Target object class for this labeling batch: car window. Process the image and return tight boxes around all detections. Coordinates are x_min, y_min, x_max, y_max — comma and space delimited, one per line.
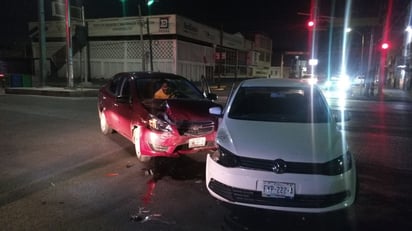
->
119, 78, 130, 97
108, 74, 127, 96
169, 78, 204, 99
134, 77, 204, 100
228, 86, 330, 123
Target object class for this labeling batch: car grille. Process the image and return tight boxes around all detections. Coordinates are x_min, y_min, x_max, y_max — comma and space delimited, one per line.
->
208, 179, 349, 208
177, 121, 215, 136
238, 156, 344, 176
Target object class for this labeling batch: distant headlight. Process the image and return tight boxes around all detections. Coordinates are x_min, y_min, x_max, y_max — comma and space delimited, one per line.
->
324, 81, 332, 88
340, 79, 351, 90
211, 145, 240, 167
324, 151, 353, 175
147, 115, 172, 132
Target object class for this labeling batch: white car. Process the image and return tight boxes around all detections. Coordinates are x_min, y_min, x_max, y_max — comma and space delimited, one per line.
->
207, 78, 357, 213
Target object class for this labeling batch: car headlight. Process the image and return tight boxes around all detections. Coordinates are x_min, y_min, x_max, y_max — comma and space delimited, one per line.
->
211, 145, 240, 167
324, 151, 353, 175
147, 115, 172, 132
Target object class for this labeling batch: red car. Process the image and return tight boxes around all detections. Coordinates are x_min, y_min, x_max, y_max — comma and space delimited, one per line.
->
97, 72, 221, 162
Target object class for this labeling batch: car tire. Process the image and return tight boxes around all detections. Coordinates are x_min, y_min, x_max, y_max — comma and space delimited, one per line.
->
133, 127, 151, 162
99, 110, 113, 135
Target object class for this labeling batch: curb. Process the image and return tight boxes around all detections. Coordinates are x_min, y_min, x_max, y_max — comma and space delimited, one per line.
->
4, 87, 98, 97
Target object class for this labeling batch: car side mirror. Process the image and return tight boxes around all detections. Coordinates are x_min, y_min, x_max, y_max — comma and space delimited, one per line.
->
209, 106, 223, 117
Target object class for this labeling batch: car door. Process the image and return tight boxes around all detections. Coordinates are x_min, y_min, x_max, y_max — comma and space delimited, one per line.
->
114, 76, 134, 140
102, 74, 124, 130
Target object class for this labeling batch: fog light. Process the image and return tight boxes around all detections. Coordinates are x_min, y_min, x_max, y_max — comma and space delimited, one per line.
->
149, 143, 168, 152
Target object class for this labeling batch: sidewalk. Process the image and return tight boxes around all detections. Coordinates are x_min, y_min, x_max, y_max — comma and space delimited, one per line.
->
2, 81, 101, 97
2, 79, 412, 103
350, 86, 412, 102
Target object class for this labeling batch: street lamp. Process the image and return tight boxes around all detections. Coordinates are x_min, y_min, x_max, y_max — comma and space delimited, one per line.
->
346, 28, 365, 76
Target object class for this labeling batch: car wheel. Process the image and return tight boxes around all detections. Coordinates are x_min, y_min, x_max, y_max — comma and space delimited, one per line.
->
133, 127, 151, 162
99, 110, 113, 135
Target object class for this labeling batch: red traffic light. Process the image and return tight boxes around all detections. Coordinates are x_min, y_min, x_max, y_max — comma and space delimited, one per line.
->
307, 20, 315, 28
381, 42, 390, 50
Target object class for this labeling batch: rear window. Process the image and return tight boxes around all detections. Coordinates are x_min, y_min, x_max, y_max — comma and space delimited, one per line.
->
228, 86, 330, 123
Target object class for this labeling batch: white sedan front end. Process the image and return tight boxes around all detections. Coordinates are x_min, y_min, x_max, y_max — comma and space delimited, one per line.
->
206, 78, 357, 214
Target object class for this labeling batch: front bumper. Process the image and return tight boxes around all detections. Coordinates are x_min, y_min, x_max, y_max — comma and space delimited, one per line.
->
139, 127, 217, 157
205, 154, 357, 213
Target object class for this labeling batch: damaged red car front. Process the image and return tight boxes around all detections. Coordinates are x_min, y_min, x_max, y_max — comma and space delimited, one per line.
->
98, 72, 221, 162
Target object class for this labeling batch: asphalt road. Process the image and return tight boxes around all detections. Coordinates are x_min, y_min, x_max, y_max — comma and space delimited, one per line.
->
1, 93, 412, 231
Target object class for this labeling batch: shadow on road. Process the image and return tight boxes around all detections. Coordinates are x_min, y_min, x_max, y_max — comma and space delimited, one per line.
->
221, 204, 357, 231
149, 155, 206, 181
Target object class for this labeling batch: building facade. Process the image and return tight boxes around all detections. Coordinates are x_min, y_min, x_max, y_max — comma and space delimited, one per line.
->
29, 14, 272, 84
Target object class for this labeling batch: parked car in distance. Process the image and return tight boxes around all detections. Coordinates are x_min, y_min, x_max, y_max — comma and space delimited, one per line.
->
98, 72, 221, 162
206, 78, 357, 214
319, 76, 353, 99
300, 74, 318, 85
352, 75, 365, 86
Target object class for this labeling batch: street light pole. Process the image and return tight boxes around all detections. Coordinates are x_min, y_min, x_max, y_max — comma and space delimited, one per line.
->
147, 16, 153, 72
360, 33, 365, 75
347, 28, 365, 76
146, 3, 153, 71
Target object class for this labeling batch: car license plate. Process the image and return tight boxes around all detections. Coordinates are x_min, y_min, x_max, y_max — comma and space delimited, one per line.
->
188, 137, 206, 148
262, 181, 295, 198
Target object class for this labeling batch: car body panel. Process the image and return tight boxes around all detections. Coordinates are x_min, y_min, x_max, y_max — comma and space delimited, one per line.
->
217, 119, 342, 163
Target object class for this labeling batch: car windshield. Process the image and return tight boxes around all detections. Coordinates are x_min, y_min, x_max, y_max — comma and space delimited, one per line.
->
228, 86, 330, 123
134, 77, 205, 100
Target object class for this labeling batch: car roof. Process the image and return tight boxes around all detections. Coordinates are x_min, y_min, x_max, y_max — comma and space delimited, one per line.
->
239, 78, 315, 88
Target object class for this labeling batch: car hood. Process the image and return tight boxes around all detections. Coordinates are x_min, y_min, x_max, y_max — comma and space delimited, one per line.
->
217, 118, 346, 162
142, 99, 220, 122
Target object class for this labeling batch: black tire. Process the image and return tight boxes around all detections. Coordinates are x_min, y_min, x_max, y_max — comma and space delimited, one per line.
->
99, 110, 113, 135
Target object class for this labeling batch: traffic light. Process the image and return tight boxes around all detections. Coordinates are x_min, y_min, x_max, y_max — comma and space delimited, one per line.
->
381, 42, 390, 50
307, 20, 315, 28
147, 0, 154, 6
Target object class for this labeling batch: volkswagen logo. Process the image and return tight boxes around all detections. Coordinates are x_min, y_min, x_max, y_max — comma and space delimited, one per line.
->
272, 159, 287, 174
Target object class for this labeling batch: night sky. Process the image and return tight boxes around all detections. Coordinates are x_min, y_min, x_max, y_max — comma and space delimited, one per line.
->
0, 0, 407, 53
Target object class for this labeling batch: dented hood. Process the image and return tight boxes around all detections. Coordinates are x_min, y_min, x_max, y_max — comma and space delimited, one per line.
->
142, 99, 220, 121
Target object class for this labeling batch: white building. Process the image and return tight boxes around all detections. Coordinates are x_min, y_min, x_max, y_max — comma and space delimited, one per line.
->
29, 14, 272, 83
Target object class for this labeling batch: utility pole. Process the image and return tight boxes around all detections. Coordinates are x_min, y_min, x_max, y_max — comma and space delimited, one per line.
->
38, 0, 47, 87
146, 2, 153, 71
138, 4, 145, 71
65, 0, 74, 88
